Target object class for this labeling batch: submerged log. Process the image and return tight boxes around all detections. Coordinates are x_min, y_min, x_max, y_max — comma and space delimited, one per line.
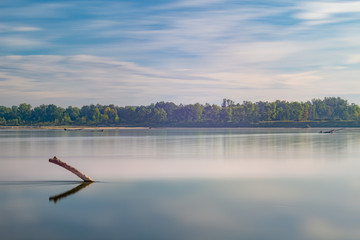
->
49, 156, 94, 182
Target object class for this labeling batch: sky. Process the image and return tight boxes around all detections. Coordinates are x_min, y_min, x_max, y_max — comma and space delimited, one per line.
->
1, 0, 360, 107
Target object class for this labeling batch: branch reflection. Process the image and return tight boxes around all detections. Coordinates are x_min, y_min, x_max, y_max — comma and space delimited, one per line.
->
49, 182, 93, 203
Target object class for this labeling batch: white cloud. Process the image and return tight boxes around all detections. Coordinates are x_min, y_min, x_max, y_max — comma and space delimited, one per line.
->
0, 37, 45, 48
12, 26, 42, 32
347, 54, 360, 64
295, 1, 360, 21
208, 41, 303, 69
275, 71, 322, 87
153, 0, 225, 10
0, 23, 42, 33
0, 55, 218, 106
2, 53, 360, 107
2, 1, 360, 106
0, 2, 71, 18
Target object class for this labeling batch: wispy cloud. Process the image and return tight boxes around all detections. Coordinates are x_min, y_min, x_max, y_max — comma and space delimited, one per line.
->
154, 0, 226, 9
295, 1, 360, 24
12, 26, 42, 32
347, 54, 360, 64
0, 2, 71, 18
1, 1, 360, 105
0, 24, 42, 33
0, 55, 220, 106
2, 54, 360, 107
0, 37, 45, 49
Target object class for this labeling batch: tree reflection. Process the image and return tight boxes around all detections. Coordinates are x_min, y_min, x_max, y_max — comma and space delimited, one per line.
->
49, 182, 93, 203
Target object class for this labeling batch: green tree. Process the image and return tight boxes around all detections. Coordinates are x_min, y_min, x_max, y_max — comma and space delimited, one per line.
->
66, 106, 81, 123
275, 100, 290, 121
242, 101, 257, 122
220, 99, 233, 122
32, 105, 47, 122
155, 102, 178, 122
202, 104, 220, 123
9, 105, 19, 121
18, 103, 32, 124
104, 106, 119, 123
0, 106, 11, 121
0, 96, 359, 126
289, 102, 304, 121
117, 106, 136, 123
0, 117, 6, 125
350, 104, 360, 120
136, 106, 152, 123
312, 98, 329, 120
45, 104, 64, 123
151, 108, 167, 122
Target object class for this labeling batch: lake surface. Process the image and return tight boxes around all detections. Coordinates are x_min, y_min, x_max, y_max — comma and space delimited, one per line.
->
1, 128, 360, 239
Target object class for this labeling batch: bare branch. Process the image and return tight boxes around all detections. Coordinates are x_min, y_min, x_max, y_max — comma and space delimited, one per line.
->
49, 156, 94, 182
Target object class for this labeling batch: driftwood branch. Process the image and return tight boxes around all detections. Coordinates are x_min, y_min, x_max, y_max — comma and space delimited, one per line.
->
49, 156, 94, 182
319, 128, 344, 134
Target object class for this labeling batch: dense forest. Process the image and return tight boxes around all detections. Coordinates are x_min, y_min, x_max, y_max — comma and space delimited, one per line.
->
1, 97, 360, 127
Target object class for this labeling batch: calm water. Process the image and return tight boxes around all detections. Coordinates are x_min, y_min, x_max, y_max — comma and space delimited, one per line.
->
1, 128, 360, 239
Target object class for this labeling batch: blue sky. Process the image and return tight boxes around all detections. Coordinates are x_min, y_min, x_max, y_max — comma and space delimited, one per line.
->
1, 0, 360, 107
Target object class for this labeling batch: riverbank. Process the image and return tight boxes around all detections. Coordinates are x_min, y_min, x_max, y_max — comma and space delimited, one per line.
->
0, 126, 150, 130
1, 120, 360, 129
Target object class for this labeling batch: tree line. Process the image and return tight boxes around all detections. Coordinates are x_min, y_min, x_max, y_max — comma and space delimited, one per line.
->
1, 97, 360, 127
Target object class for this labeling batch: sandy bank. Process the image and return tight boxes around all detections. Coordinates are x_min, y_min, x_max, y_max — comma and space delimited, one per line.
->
0, 126, 150, 130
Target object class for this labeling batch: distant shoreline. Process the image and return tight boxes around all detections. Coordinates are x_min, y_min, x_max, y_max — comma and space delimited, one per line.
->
1, 123, 360, 129
0, 126, 150, 130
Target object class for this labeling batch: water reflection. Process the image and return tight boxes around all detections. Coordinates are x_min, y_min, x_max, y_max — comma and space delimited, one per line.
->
49, 182, 93, 203
2, 178, 360, 239
2, 128, 360, 181
2, 129, 360, 239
